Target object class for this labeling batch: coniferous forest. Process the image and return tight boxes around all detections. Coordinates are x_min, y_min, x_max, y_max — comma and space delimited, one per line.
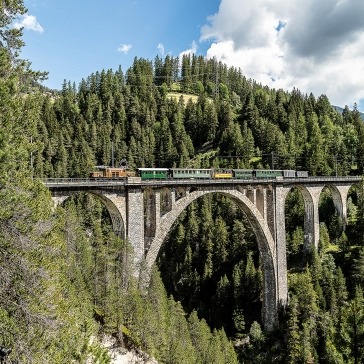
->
2, 1, 364, 363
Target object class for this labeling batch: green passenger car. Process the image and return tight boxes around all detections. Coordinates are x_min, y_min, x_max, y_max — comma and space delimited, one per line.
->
170, 168, 211, 179
232, 169, 254, 179
137, 168, 169, 180
254, 169, 283, 179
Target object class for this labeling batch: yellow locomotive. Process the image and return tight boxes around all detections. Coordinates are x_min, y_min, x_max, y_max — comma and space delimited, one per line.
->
211, 169, 234, 179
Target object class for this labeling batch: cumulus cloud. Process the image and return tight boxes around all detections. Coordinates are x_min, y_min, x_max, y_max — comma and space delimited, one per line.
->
200, 0, 364, 109
179, 40, 198, 58
14, 14, 43, 33
117, 44, 132, 54
157, 43, 165, 56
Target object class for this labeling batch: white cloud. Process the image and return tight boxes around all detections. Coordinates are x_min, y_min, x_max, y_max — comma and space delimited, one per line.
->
157, 43, 165, 56
117, 44, 132, 54
14, 14, 43, 33
200, 0, 364, 109
179, 40, 198, 58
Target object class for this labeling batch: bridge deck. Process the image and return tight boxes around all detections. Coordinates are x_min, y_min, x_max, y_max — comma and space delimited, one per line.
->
43, 176, 362, 189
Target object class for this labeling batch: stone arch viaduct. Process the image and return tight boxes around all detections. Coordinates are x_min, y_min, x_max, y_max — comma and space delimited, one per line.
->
45, 176, 362, 331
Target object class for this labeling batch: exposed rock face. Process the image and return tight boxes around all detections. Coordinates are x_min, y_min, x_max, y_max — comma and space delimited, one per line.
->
102, 335, 158, 364
107, 349, 156, 364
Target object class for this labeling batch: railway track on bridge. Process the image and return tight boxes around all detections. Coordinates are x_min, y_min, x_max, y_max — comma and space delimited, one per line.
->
43, 176, 362, 189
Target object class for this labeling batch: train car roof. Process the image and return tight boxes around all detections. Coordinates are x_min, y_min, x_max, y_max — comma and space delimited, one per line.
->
137, 168, 169, 171
170, 168, 211, 171
94, 165, 128, 169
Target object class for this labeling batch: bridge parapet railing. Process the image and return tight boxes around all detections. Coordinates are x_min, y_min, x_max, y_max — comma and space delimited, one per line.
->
43, 176, 363, 188
43, 178, 128, 187
281, 176, 362, 184
141, 176, 363, 186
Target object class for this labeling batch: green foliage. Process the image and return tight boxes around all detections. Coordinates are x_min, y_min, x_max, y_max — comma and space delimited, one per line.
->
119, 268, 239, 363
1, 2, 96, 361
286, 296, 301, 364
22, 46, 363, 177
87, 344, 111, 364
4, 2, 364, 361
159, 194, 262, 337
351, 247, 364, 288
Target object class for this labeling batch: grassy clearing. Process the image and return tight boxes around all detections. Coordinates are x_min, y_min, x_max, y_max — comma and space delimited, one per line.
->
167, 92, 200, 103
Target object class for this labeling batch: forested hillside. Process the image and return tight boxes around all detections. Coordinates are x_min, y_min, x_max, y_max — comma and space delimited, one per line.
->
33, 56, 364, 178
2, 1, 364, 363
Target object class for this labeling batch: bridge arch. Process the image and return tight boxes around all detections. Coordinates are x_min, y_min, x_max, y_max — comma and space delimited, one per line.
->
144, 188, 278, 331
92, 192, 126, 238
52, 191, 126, 238
320, 184, 351, 228
46, 177, 362, 331
282, 185, 322, 250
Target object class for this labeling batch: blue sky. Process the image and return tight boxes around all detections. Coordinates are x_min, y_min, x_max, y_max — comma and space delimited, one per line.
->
21, 0, 220, 89
18, 0, 364, 111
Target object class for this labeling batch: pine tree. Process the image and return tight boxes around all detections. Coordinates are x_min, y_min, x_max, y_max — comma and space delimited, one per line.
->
351, 248, 364, 292
340, 287, 364, 364
156, 117, 177, 166
319, 312, 345, 363
164, 298, 197, 364
145, 267, 170, 358
213, 274, 231, 328
187, 311, 211, 364
286, 296, 302, 364
305, 112, 326, 175
355, 178, 364, 242
212, 216, 229, 269
217, 329, 239, 364
205, 329, 225, 364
